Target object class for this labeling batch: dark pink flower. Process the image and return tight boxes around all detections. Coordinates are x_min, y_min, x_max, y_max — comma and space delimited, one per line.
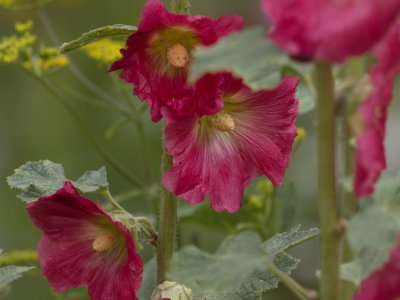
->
354, 20, 400, 197
163, 73, 299, 213
26, 182, 143, 300
353, 243, 400, 300
110, 0, 243, 122
262, 0, 400, 62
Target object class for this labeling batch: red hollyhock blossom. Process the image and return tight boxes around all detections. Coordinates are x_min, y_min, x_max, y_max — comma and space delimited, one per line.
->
354, 20, 400, 197
353, 242, 400, 300
261, 0, 400, 62
26, 182, 143, 300
110, 0, 243, 122
163, 73, 299, 213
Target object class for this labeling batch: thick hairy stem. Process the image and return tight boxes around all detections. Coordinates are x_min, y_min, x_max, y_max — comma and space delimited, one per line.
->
156, 143, 178, 284
314, 61, 340, 300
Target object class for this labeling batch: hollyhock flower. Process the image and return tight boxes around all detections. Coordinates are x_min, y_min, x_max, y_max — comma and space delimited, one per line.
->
353, 242, 400, 300
110, 0, 243, 122
163, 73, 299, 213
262, 0, 400, 62
26, 182, 143, 300
354, 20, 400, 197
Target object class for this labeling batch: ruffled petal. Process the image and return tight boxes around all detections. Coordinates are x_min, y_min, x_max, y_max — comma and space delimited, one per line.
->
262, 0, 400, 62
163, 74, 299, 212
26, 182, 143, 300
110, 0, 243, 121
353, 243, 400, 300
354, 21, 400, 197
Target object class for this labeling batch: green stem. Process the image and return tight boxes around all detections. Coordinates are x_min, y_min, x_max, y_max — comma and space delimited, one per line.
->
268, 264, 312, 300
156, 143, 178, 284
35, 75, 145, 189
314, 61, 340, 300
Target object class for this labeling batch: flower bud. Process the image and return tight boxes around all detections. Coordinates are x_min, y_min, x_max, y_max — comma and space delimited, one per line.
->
151, 281, 193, 300
257, 180, 274, 196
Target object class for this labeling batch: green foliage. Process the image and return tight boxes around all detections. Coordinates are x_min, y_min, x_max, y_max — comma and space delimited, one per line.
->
7, 160, 109, 202
342, 174, 400, 285
59, 25, 137, 54
189, 27, 288, 90
341, 248, 388, 286
261, 225, 319, 256
170, 228, 318, 299
0, 249, 34, 291
137, 259, 157, 300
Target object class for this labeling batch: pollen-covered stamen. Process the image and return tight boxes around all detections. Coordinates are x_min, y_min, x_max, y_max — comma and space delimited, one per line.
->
92, 232, 117, 252
167, 44, 189, 68
210, 111, 235, 132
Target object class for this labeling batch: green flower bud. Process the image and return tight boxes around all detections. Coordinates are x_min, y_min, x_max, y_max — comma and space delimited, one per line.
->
151, 281, 193, 300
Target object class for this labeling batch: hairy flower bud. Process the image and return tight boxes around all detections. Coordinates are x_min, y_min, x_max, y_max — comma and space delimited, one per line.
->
151, 281, 193, 300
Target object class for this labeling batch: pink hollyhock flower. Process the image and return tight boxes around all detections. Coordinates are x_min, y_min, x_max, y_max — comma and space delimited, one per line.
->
353, 243, 400, 300
26, 182, 143, 300
354, 20, 400, 197
163, 73, 299, 213
110, 0, 243, 122
262, 0, 400, 62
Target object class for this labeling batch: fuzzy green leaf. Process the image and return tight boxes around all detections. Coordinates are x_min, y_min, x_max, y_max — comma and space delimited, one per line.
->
7, 160, 66, 202
73, 167, 109, 193
171, 229, 314, 299
60, 24, 136, 53
190, 27, 289, 90
0, 265, 34, 289
261, 225, 320, 256
341, 248, 388, 286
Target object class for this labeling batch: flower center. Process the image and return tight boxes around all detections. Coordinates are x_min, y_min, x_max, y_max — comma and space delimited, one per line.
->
210, 111, 235, 132
167, 44, 189, 68
92, 232, 117, 252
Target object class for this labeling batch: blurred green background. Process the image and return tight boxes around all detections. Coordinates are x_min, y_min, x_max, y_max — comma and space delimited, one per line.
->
1, 0, 399, 299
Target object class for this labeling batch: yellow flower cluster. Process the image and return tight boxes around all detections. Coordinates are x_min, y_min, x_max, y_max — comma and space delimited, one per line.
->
294, 127, 306, 143
0, 29, 36, 64
0, 20, 69, 74
81, 39, 124, 64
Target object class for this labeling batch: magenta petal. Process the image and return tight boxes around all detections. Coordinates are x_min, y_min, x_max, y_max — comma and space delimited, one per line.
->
354, 21, 400, 197
353, 244, 400, 300
26, 182, 143, 300
262, 0, 400, 62
163, 73, 299, 212
110, 0, 243, 122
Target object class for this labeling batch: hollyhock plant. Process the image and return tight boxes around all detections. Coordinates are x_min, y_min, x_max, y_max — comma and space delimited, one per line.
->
163, 73, 299, 213
353, 242, 400, 300
354, 20, 400, 197
261, 0, 400, 62
110, 0, 243, 122
26, 181, 143, 300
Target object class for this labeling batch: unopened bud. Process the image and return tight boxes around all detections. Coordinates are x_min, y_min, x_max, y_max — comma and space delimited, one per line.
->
151, 281, 193, 300
257, 180, 274, 196
249, 195, 263, 210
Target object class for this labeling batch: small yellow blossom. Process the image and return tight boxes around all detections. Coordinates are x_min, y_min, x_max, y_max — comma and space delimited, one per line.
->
15, 20, 33, 33
0, 0, 14, 8
0, 28, 36, 64
249, 195, 263, 210
294, 127, 306, 143
38, 54, 69, 72
81, 39, 124, 64
257, 179, 274, 196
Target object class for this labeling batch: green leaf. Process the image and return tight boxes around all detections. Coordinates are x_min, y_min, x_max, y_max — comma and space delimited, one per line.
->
261, 225, 320, 256
137, 259, 157, 300
60, 25, 137, 54
347, 204, 400, 252
0, 265, 34, 289
7, 160, 110, 202
341, 248, 388, 286
170, 229, 315, 299
189, 27, 289, 90
7, 160, 66, 202
73, 167, 109, 193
